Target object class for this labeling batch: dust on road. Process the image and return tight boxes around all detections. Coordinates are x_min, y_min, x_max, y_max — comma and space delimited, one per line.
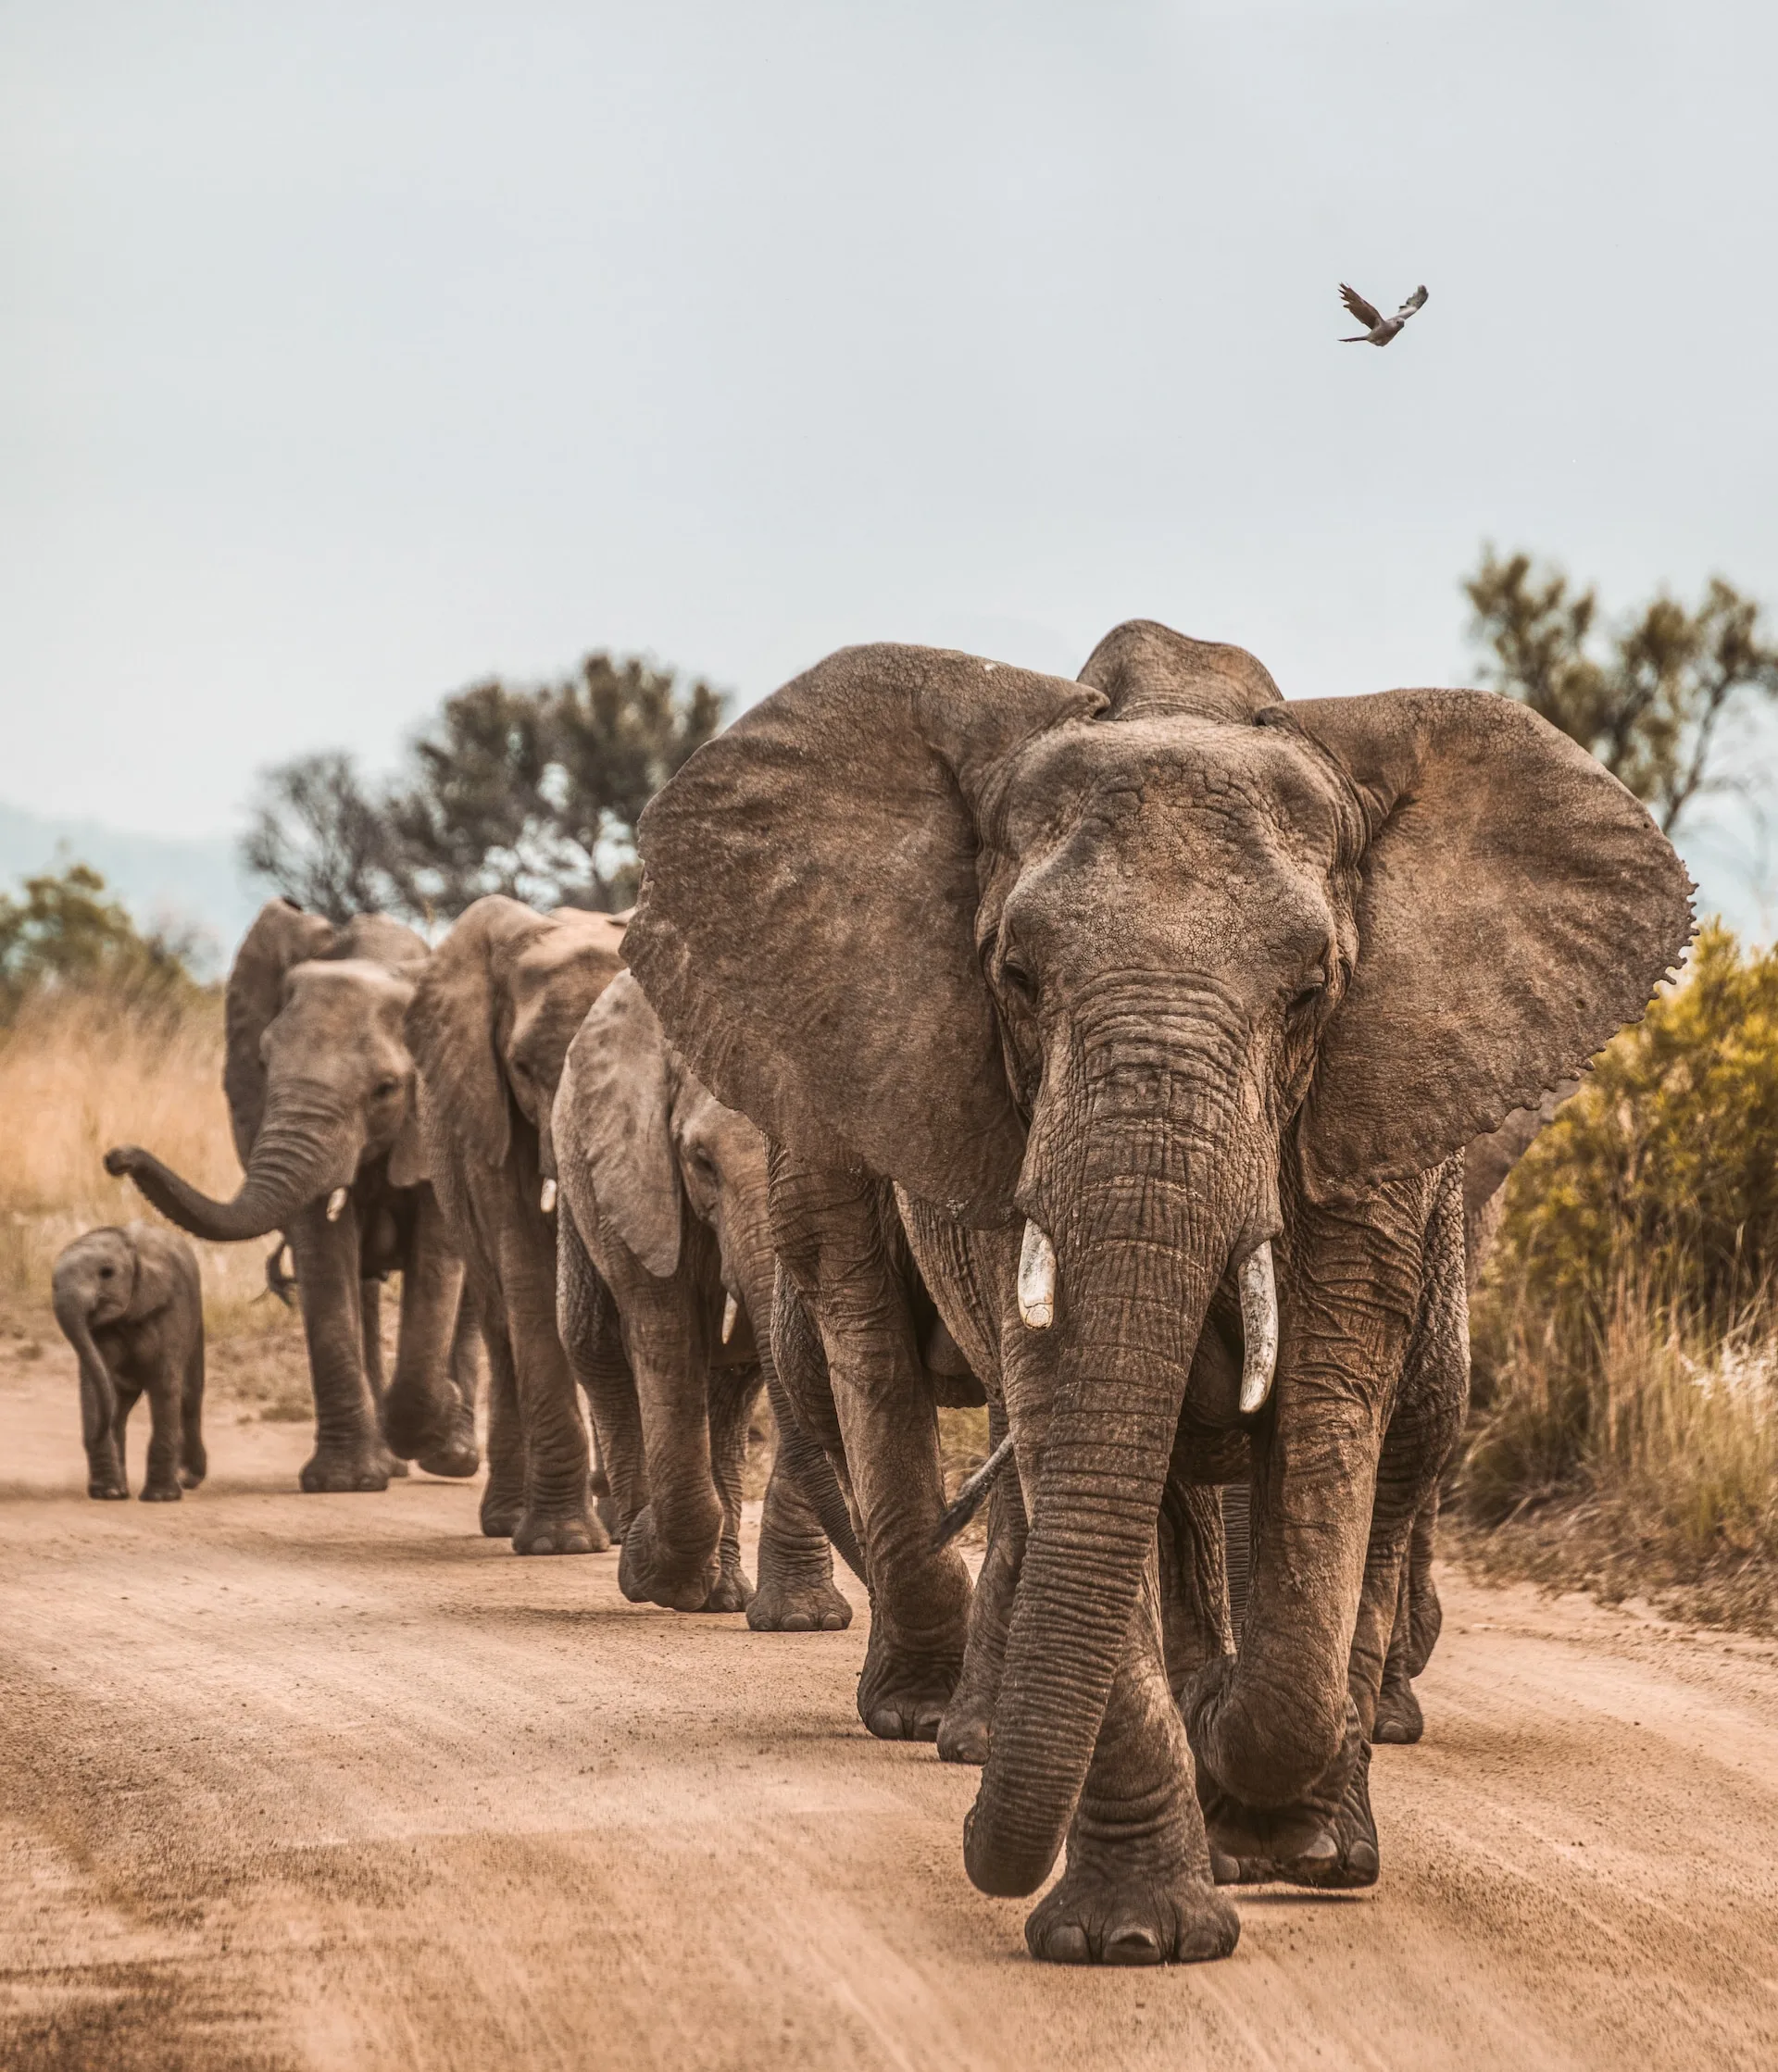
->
4, 1340, 1777, 2072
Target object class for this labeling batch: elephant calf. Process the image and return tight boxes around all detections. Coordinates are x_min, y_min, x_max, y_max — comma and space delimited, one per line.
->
52, 1223, 206, 1501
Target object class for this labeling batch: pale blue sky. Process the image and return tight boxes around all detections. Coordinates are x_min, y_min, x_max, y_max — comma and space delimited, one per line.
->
4, 3, 1775, 930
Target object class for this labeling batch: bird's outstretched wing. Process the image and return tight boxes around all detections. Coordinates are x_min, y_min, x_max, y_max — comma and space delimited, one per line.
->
1339, 283, 1383, 330
1397, 284, 1429, 317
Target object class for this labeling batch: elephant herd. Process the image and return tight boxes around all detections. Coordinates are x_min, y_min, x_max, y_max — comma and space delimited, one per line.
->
91, 620, 1691, 1969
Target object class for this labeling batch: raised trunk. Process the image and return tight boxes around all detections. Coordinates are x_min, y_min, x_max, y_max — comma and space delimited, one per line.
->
111, 1081, 362, 1243
965, 1054, 1240, 1899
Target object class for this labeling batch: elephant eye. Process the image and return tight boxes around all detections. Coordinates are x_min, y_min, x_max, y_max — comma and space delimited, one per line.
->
1288, 973, 1327, 1017
98, 1266, 114, 1279
374, 1078, 399, 1098
1000, 956, 1038, 1006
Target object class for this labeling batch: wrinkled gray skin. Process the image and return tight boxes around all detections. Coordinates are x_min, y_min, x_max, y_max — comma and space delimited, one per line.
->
553, 970, 861, 1624
407, 895, 627, 1554
106, 901, 476, 1493
626, 622, 1692, 1966
52, 1222, 206, 1502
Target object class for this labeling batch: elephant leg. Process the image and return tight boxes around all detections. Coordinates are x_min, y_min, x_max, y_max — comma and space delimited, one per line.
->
108, 1382, 141, 1496
938, 1400, 1022, 1762
613, 1285, 724, 1608
770, 1155, 970, 1742
750, 1426, 852, 1633
386, 1194, 478, 1479
359, 1279, 407, 1478
1406, 1484, 1444, 1676
139, 1349, 184, 1502
1373, 1562, 1422, 1746
702, 1363, 760, 1614
479, 1309, 526, 1538
499, 1232, 605, 1556
1024, 1541, 1239, 1966
558, 1204, 645, 1539
179, 1335, 207, 1491
287, 1201, 388, 1492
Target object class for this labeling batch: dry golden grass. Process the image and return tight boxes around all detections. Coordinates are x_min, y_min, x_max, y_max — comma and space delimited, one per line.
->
1460, 1272, 1778, 1629
0, 988, 289, 1339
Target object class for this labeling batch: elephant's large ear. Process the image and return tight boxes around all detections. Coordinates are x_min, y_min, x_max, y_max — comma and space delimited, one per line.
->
625, 643, 1104, 1220
559, 972, 681, 1277
1288, 690, 1695, 1202
223, 900, 335, 1164
407, 897, 549, 1170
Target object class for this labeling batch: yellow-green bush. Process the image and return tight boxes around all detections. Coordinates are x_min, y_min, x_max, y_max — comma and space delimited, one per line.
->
1463, 926, 1778, 1611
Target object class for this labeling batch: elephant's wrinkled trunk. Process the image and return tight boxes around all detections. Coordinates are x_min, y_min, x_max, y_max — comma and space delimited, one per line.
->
54, 1292, 118, 1459
965, 1051, 1248, 1899
108, 1081, 363, 1243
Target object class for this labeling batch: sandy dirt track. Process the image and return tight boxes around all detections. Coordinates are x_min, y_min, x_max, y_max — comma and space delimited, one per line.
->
5, 1352, 1778, 2072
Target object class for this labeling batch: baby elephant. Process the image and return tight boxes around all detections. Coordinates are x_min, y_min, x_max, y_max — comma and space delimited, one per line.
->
52, 1223, 207, 1501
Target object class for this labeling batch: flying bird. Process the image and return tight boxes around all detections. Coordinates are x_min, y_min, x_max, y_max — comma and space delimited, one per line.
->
1339, 282, 1429, 346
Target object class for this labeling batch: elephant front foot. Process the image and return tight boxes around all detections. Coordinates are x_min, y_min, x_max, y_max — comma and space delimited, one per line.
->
935, 1690, 993, 1765
86, 1460, 128, 1501
1371, 1673, 1425, 1745
414, 1417, 481, 1480
747, 1573, 850, 1632
1204, 1741, 1379, 1891
703, 1563, 756, 1616
384, 1453, 411, 1479
480, 1470, 525, 1539
512, 1504, 609, 1556
616, 1506, 720, 1609
299, 1442, 391, 1493
178, 1455, 206, 1490
139, 1479, 183, 1503
1025, 1825, 1239, 1967
748, 1539, 851, 1632
857, 1618, 962, 1741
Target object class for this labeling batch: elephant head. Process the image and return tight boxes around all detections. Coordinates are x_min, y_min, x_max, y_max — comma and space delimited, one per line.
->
107, 902, 431, 1242
404, 895, 629, 1201
623, 624, 1692, 1899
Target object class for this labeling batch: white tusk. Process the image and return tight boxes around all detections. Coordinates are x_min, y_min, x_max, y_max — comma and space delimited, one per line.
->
326, 1187, 349, 1222
1237, 1242, 1279, 1415
721, 1292, 739, 1344
1018, 1220, 1057, 1330
539, 1177, 557, 1214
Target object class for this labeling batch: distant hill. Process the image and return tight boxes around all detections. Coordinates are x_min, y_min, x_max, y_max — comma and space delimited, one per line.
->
0, 801, 262, 978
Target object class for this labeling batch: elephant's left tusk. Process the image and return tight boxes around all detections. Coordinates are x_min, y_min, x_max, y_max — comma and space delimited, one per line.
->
1237, 1241, 1278, 1415
1018, 1220, 1057, 1330
539, 1178, 557, 1214
720, 1292, 738, 1344
326, 1187, 349, 1222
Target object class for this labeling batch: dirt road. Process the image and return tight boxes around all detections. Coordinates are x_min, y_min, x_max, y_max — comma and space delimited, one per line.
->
5, 1343, 1778, 2072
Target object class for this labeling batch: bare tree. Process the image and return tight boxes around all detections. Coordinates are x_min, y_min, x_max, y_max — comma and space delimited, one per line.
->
241, 752, 399, 923
1466, 551, 1778, 837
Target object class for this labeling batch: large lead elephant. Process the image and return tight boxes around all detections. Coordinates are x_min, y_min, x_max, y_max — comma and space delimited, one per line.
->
623, 623, 1691, 1964
406, 894, 627, 1553
106, 900, 476, 1492
552, 969, 860, 1624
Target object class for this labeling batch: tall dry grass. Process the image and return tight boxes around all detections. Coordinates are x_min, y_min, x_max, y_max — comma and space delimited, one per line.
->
0, 988, 285, 1332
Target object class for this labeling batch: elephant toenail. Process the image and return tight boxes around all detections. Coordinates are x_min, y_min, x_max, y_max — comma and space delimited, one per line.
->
820, 1612, 846, 1630
782, 1612, 814, 1631
1043, 1925, 1091, 1965
1209, 1847, 1240, 1885
1347, 1840, 1380, 1882
867, 1709, 906, 1740
1105, 1927, 1164, 1966
1299, 1829, 1339, 1866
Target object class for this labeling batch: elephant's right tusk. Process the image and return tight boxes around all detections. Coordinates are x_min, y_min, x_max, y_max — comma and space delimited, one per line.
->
1237, 1241, 1279, 1415
1018, 1220, 1057, 1330
539, 1178, 557, 1215
721, 1292, 738, 1344
326, 1187, 349, 1222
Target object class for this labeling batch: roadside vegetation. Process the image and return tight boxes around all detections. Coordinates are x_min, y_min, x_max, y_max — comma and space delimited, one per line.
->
0, 866, 294, 1360
1460, 924, 1778, 1629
